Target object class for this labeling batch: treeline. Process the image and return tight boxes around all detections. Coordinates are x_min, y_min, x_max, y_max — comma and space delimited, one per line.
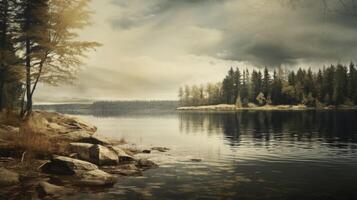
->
179, 63, 357, 107
91, 101, 178, 111
0, 0, 98, 117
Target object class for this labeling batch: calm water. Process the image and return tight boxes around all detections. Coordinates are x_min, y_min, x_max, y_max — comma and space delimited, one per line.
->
63, 110, 357, 200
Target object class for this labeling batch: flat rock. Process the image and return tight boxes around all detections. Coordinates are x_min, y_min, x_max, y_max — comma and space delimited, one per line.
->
0, 167, 20, 186
77, 135, 111, 145
40, 156, 98, 175
56, 130, 94, 141
25, 111, 97, 141
77, 169, 117, 186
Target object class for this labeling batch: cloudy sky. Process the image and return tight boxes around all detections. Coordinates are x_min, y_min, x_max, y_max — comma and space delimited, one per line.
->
36, 0, 357, 102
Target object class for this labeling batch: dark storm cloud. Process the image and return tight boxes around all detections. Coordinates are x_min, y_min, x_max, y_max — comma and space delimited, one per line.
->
109, 0, 357, 67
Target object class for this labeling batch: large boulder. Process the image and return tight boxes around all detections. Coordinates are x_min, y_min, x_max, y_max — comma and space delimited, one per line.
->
77, 169, 117, 186
90, 145, 119, 166
40, 156, 98, 175
0, 168, 20, 186
70, 143, 119, 166
40, 156, 116, 186
69, 143, 93, 161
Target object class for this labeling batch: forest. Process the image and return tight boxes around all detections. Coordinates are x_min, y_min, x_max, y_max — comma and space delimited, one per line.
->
178, 64, 357, 107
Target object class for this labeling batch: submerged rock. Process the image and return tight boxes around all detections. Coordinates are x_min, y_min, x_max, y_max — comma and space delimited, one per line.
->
40, 156, 98, 175
38, 181, 72, 197
142, 150, 151, 154
102, 164, 142, 176
136, 159, 158, 170
190, 158, 202, 162
0, 168, 20, 186
151, 147, 170, 152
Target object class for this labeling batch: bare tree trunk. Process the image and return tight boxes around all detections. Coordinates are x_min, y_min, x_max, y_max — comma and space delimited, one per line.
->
0, 81, 4, 112
20, 85, 26, 117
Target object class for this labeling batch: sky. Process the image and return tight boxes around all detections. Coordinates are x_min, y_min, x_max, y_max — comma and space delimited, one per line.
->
35, 0, 357, 103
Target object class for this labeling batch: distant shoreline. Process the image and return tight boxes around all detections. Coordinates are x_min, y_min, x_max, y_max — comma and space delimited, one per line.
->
176, 104, 357, 111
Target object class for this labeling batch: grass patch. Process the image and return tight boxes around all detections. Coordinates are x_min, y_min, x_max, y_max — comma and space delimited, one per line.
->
3, 123, 70, 160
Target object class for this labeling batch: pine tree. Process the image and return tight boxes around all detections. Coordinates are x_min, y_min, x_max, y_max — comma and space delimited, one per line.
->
348, 62, 357, 104
233, 67, 241, 103
316, 69, 324, 102
251, 70, 262, 104
178, 86, 184, 106
262, 67, 270, 98
222, 67, 235, 104
0, 0, 22, 111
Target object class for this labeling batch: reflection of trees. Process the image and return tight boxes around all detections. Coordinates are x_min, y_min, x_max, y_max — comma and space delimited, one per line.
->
178, 111, 357, 147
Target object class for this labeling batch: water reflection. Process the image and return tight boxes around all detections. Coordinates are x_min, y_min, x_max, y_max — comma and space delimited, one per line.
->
179, 111, 357, 147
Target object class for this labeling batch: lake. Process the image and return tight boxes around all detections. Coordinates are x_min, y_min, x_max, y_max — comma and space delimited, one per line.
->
60, 110, 357, 200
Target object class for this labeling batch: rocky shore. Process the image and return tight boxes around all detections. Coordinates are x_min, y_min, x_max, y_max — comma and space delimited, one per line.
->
0, 111, 164, 199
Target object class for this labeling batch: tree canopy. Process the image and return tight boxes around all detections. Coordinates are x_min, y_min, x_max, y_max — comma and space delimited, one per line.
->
0, 0, 99, 117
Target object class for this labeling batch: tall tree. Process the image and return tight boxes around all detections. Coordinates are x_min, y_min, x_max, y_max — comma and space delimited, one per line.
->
178, 86, 184, 106
315, 69, 324, 102
17, 0, 100, 117
270, 69, 283, 105
322, 65, 335, 105
240, 70, 249, 105
333, 64, 348, 105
